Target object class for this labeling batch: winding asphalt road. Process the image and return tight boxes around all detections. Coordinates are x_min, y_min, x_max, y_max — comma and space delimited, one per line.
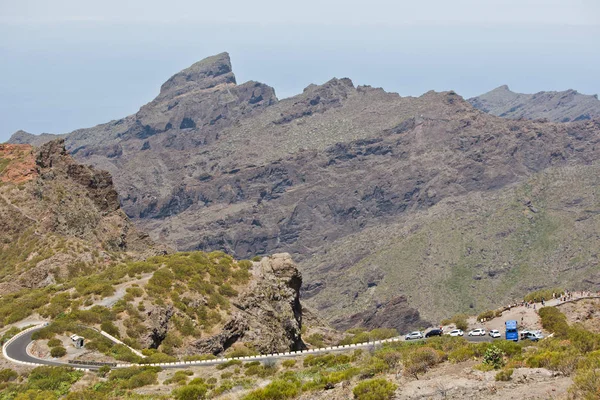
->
3, 325, 494, 371
4, 327, 86, 368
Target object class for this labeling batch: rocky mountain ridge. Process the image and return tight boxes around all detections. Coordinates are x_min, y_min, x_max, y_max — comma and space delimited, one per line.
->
468, 85, 600, 122
7, 53, 600, 332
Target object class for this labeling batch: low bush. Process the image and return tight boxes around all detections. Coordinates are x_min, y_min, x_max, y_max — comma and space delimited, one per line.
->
448, 346, 475, 363
352, 378, 397, 400
242, 378, 301, 400
173, 384, 209, 400
305, 333, 325, 347
100, 321, 120, 338
495, 368, 514, 381
164, 370, 193, 385
403, 347, 443, 379
524, 288, 563, 303
1, 327, 22, 345
47, 338, 62, 347
27, 366, 83, 395
31, 328, 54, 340
216, 359, 243, 370
483, 346, 504, 369
539, 307, 569, 337
50, 346, 67, 357
570, 368, 600, 399
0, 368, 18, 382
109, 366, 160, 389
304, 353, 351, 368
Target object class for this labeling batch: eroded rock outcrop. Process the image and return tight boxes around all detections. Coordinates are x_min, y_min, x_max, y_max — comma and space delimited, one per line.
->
192, 253, 305, 355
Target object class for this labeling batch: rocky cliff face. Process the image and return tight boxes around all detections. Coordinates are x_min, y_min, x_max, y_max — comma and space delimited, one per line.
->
192, 253, 305, 355
469, 85, 600, 122
8, 53, 600, 330
0, 140, 162, 294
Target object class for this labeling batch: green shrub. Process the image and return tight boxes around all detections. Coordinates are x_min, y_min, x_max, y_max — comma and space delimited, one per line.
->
47, 338, 62, 347
282, 359, 296, 368
353, 378, 397, 400
219, 283, 238, 297
477, 310, 496, 321
27, 366, 83, 394
139, 351, 176, 364
571, 368, 600, 399
126, 287, 144, 297
225, 344, 258, 358
50, 346, 67, 357
100, 321, 120, 338
304, 354, 351, 368
216, 359, 243, 370
305, 333, 325, 347
0, 326, 22, 344
524, 288, 563, 303
369, 328, 398, 340
403, 347, 442, 379
109, 366, 160, 389
31, 328, 54, 340
539, 307, 569, 337
242, 378, 301, 400
483, 346, 505, 369
97, 365, 111, 378
173, 384, 209, 400
448, 346, 475, 362
0, 368, 18, 382
495, 368, 514, 381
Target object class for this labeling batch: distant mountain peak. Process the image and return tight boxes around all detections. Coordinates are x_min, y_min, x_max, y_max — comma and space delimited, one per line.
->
158, 52, 236, 98
469, 86, 600, 122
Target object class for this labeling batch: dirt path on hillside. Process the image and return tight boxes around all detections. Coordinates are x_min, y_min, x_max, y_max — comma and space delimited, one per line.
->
467, 293, 600, 334
83, 273, 153, 309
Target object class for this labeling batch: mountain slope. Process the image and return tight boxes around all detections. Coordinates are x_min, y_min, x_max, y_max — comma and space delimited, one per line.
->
7, 53, 600, 331
469, 85, 600, 122
0, 140, 161, 294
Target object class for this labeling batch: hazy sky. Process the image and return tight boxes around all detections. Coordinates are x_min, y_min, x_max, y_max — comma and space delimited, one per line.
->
1, 0, 599, 142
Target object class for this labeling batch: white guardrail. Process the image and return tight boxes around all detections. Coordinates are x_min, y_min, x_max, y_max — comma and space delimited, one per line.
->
3, 323, 401, 370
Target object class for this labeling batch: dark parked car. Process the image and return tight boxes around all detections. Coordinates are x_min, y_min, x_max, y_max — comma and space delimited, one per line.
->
425, 329, 443, 338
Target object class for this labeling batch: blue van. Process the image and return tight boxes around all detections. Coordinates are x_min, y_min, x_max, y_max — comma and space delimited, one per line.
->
505, 320, 518, 341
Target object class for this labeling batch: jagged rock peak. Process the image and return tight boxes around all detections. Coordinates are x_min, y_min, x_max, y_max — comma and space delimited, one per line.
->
158, 52, 236, 98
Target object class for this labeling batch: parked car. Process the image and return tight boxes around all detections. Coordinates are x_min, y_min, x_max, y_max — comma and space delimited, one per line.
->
405, 331, 424, 340
468, 328, 486, 336
425, 329, 443, 338
489, 329, 501, 338
520, 331, 544, 341
448, 329, 464, 337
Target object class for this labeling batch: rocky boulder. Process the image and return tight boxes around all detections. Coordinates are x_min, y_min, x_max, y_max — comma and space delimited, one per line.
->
192, 253, 306, 355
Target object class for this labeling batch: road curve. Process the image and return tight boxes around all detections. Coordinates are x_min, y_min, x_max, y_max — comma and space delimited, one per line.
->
3, 325, 497, 371
3, 326, 104, 370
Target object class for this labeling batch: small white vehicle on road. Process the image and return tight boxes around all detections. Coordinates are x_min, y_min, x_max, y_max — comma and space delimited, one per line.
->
489, 329, 501, 338
405, 331, 424, 340
520, 330, 544, 341
468, 328, 486, 336
448, 329, 464, 337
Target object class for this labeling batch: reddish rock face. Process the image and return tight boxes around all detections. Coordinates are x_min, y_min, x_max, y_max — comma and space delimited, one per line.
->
0, 144, 37, 184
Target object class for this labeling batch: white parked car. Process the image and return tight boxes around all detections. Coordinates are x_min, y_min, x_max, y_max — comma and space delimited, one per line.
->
405, 331, 424, 340
489, 329, 501, 338
448, 329, 464, 337
520, 330, 544, 341
468, 328, 486, 336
